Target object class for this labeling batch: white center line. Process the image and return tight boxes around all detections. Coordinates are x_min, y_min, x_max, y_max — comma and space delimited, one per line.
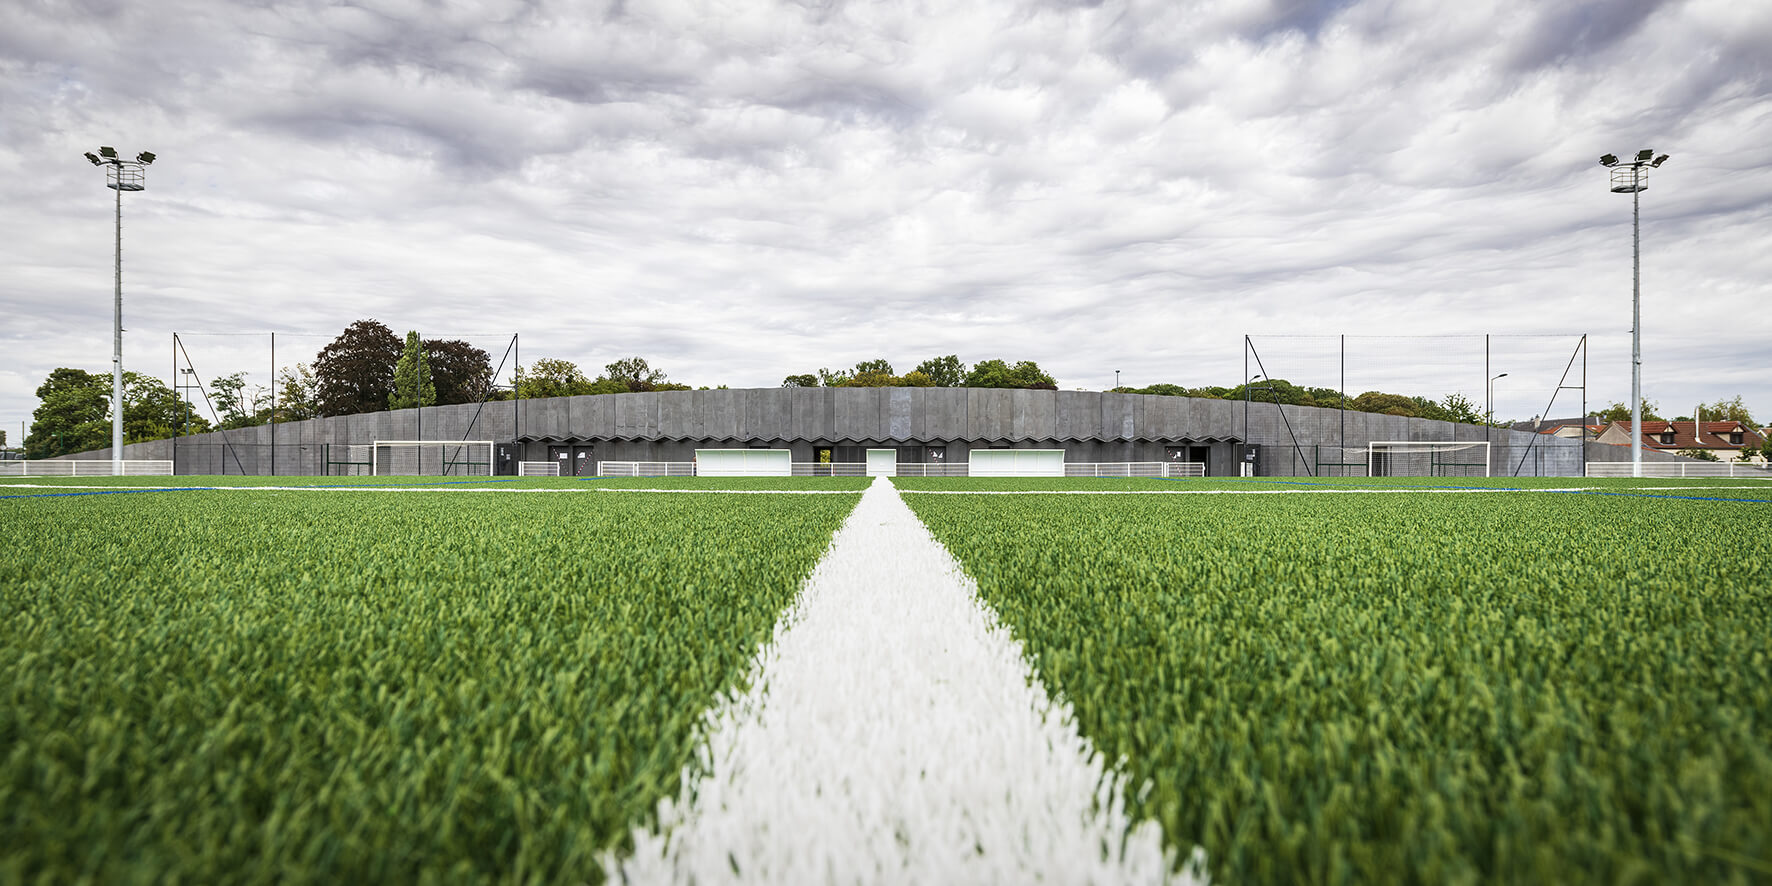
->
608, 477, 1203, 885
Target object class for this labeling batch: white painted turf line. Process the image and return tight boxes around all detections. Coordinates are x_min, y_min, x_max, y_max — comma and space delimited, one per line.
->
606, 477, 1206, 885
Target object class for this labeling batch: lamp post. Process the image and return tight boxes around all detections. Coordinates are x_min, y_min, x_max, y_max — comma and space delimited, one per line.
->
84, 146, 155, 475
1600, 149, 1668, 478
1487, 372, 1508, 428
1114, 369, 1120, 391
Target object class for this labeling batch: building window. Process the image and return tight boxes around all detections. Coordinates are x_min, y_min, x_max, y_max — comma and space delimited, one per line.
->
1731, 432, 1744, 445
1660, 431, 1675, 445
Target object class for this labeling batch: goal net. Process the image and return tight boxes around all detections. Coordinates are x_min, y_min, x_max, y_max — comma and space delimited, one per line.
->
517, 461, 559, 477
1365, 441, 1491, 477
372, 441, 494, 476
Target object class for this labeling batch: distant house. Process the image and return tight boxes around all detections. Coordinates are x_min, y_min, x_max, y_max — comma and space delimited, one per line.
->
1594, 420, 1767, 462
1537, 422, 1605, 440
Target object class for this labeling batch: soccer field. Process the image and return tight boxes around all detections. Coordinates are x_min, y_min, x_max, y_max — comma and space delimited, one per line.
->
2, 475, 1768, 883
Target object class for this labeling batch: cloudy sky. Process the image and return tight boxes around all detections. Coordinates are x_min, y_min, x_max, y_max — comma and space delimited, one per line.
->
4, 0, 1770, 443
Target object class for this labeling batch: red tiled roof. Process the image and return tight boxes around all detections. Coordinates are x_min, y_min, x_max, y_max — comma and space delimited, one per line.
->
1601, 420, 1764, 450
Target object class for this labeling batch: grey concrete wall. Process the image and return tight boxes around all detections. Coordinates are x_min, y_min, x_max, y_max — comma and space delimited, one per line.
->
70, 387, 1709, 477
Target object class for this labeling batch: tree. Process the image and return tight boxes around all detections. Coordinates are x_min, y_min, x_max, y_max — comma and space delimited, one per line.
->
1596, 399, 1663, 424
25, 368, 204, 457
817, 367, 852, 387
25, 368, 109, 457
964, 359, 1056, 389
314, 320, 402, 417
515, 359, 593, 399
276, 363, 319, 422
389, 330, 437, 410
210, 372, 270, 429
853, 358, 893, 377
1675, 447, 1721, 462
782, 374, 818, 387
914, 356, 966, 387
899, 370, 936, 387
425, 339, 493, 405
604, 357, 668, 392
1695, 395, 1757, 427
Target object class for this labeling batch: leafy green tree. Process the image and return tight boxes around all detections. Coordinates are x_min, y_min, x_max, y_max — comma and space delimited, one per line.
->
515, 359, 594, 399
1688, 395, 1756, 427
425, 339, 493, 405
781, 374, 818, 388
965, 359, 1056, 389
913, 356, 965, 387
209, 372, 271, 428
603, 357, 668, 391
899, 370, 936, 387
389, 331, 436, 410
853, 358, 893, 377
314, 319, 401, 417
276, 364, 319, 422
25, 368, 204, 457
1675, 447, 1721, 462
817, 367, 852, 387
26, 368, 110, 457
1596, 399, 1663, 424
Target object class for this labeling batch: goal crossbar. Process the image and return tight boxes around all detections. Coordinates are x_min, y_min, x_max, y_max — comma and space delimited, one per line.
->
1363, 441, 1491, 478
372, 440, 494, 476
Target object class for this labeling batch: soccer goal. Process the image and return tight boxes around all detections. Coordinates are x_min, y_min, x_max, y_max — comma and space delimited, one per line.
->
1365, 441, 1491, 478
516, 460, 559, 477
372, 441, 494, 476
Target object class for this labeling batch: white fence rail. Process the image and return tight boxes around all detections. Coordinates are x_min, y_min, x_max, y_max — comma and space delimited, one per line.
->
791, 462, 870, 477
1061, 461, 1206, 478
1586, 461, 1772, 478
0, 460, 173, 477
516, 461, 560, 477
597, 461, 697, 477
890, 463, 972, 477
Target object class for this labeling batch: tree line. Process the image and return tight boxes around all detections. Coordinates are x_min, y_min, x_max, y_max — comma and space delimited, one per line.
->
19, 329, 1766, 458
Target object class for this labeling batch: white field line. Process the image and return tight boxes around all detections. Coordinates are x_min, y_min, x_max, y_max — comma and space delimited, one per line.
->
0, 484, 860, 494
607, 477, 1205, 886
895, 486, 1772, 495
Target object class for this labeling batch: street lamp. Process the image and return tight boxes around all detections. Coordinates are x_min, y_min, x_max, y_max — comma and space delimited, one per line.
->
85, 146, 155, 475
1487, 372, 1508, 427
1600, 148, 1669, 477
1114, 370, 1120, 391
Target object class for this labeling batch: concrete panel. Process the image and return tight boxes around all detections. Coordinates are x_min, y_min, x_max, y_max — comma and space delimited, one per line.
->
834, 388, 881, 441
658, 391, 694, 439
1101, 393, 1137, 441
1054, 391, 1096, 440
697, 389, 738, 440
1141, 395, 1184, 441
1010, 390, 1056, 440
968, 388, 1013, 441
615, 392, 658, 438
886, 388, 917, 441
924, 389, 968, 440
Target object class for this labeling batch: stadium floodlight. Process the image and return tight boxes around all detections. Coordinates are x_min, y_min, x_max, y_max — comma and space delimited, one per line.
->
1599, 154, 1619, 167
86, 145, 154, 475
1601, 148, 1670, 477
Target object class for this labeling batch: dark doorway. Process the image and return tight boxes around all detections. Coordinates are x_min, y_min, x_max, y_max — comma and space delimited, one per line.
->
1189, 446, 1211, 475
573, 446, 594, 476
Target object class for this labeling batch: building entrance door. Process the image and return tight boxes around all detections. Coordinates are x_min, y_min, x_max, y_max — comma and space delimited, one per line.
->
573, 446, 594, 476
549, 446, 572, 475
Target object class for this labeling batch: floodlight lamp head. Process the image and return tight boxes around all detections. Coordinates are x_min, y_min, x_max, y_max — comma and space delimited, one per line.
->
1652, 154, 1669, 167
1600, 154, 1619, 167
137, 151, 156, 164
1636, 148, 1654, 162
99, 146, 117, 159
84, 151, 101, 165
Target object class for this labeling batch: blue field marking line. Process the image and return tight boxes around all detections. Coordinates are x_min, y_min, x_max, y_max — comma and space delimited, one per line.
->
0, 487, 217, 500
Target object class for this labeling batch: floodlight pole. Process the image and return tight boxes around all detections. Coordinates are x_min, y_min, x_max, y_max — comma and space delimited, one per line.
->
86, 147, 153, 475
1601, 149, 1668, 478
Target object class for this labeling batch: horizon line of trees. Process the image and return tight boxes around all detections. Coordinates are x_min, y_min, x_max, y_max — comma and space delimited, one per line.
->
20, 329, 1766, 459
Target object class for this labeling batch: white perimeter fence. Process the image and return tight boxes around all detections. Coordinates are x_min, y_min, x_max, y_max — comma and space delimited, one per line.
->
593, 460, 1205, 478
516, 461, 560, 477
1586, 461, 1772, 478
0, 460, 173, 477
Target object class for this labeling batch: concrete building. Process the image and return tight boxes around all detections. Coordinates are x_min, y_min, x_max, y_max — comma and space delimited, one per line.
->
58, 386, 1701, 478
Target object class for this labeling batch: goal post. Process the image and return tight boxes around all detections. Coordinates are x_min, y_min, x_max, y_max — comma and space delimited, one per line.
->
372, 441, 494, 476
516, 460, 559, 477
1365, 441, 1491, 478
